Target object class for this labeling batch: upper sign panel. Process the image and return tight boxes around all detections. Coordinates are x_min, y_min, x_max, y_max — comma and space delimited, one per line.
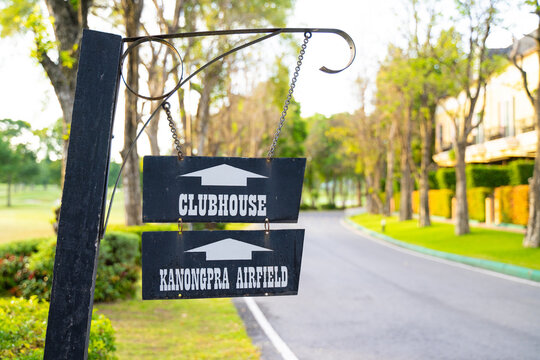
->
142, 156, 306, 223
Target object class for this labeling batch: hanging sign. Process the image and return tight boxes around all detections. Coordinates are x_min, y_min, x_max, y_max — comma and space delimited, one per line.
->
141, 229, 304, 299
142, 156, 306, 223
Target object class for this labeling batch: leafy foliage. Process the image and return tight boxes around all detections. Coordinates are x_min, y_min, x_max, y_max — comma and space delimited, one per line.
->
508, 160, 534, 185
0, 296, 117, 359
3, 232, 140, 302
412, 189, 454, 218
495, 185, 530, 225
430, 189, 454, 219
466, 164, 509, 188
436, 167, 456, 190
467, 187, 492, 222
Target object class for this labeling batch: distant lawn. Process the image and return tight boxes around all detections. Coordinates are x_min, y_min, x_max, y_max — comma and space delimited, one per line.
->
350, 214, 540, 270
0, 184, 125, 243
96, 295, 259, 360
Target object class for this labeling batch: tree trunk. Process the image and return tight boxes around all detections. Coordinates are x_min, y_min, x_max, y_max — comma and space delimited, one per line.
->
195, 67, 221, 155
41, 0, 92, 187
399, 106, 413, 220
6, 177, 11, 207
383, 122, 397, 216
523, 124, 540, 247
121, 0, 143, 226
146, 116, 161, 156
399, 150, 413, 221
454, 140, 470, 235
419, 107, 434, 227
356, 178, 363, 207
365, 175, 374, 213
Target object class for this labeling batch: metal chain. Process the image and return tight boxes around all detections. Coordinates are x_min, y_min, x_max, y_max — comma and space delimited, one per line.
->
267, 31, 312, 159
162, 101, 184, 160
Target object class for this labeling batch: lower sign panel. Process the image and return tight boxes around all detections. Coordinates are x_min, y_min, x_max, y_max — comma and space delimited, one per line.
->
142, 230, 305, 300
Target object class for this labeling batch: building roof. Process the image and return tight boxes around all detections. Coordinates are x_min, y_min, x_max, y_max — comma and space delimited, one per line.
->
509, 30, 537, 58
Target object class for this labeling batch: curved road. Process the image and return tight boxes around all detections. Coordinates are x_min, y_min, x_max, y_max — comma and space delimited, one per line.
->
240, 211, 540, 360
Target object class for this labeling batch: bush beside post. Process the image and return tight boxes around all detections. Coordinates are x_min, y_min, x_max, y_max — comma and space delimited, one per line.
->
0, 297, 116, 359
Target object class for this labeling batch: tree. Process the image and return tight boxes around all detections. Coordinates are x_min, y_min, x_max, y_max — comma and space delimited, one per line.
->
377, 45, 416, 220
338, 77, 385, 213
376, 50, 405, 217
182, 0, 294, 156
0, 119, 39, 206
0, 0, 93, 185
511, 0, 540, 247
119, 0, 144, 226
441, 0, 502, 235
408, 1, 462, 227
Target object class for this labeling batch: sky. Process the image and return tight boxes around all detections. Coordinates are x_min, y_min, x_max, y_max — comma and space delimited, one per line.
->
0, 0, 538, 160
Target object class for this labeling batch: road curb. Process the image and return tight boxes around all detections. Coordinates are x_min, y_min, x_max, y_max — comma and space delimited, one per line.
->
345, 217, 540, 283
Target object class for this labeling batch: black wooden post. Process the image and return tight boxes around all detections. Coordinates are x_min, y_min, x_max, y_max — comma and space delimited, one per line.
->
44, 29, 122, 360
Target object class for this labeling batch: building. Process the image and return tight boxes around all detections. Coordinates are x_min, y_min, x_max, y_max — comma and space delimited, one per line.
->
433, 34, 538, 166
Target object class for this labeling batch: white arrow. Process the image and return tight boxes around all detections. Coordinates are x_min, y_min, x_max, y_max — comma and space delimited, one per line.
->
185, 238, 273, 261
180, 164, 267, 186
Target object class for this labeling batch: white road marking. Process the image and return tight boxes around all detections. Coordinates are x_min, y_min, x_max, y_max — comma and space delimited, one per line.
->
244, 297, 299, 360
341, 219, 540, 288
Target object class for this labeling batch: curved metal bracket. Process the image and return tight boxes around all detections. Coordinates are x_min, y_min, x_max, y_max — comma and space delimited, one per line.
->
123, 27, 356, 75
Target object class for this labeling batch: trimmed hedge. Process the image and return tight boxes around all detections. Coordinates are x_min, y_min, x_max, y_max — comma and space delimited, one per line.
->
393, 192, 400, 212
437, 165, 511, 190
428, 171, 438, 189
494, 186, 514, 224
412, 191, 420, 214
467, 187, 492, 222
508, 160, 534, 185
1, 232, 139, 302
495, 185, 529, 225
412, 189, 454, 218
466, 165, 509, 188
436, 168, 456, 190
512, 185, 530, 225
0, 297, 116, 359
429, 189, 453, 218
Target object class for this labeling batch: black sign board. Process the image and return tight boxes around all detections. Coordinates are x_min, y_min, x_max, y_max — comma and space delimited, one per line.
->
142, 156, 306, 223
142, 229, 304, 299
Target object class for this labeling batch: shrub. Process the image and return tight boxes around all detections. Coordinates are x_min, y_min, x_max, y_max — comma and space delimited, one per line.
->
467, 187, 492, 222
412, 189, 453, 218
508, 160, 534, 185
0, 254, 31, 297
94, 232, 139, 302
494, 186, 514, 224
466, 164, 509, 188
511, 185, 529, 225
0, 297, 116, 359
320, 203, 339, 210
429, 189, 454, 218
436, 168, 456, 190
107, 223, 176, 238
0, 238, 47, 258
20, 232, 139, 302
428, 171, 438, 189
393, 192, 400, 212
412, 190, 420, 214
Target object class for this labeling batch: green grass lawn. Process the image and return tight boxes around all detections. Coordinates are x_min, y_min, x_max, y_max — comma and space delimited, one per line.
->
350, 213, 540, 270
0, 184, 125, 243
0, 185, 61, 243
96, 289, 259, 360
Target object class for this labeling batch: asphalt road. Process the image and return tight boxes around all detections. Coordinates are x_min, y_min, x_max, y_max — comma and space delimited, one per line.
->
243, 211, 540, 360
